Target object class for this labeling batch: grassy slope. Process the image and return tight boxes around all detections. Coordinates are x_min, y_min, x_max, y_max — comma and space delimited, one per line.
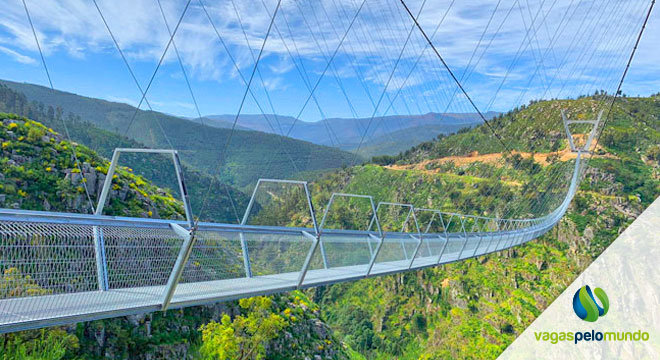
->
393, 98, 610, 163
353, 123, 479, 158
0, 113, 185, 218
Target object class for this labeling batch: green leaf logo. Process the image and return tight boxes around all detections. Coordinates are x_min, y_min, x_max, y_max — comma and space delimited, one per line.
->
572, 285, 609, 322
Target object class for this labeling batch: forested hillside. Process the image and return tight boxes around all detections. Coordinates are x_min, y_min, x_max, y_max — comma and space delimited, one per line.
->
314, 95, 659, 359
202, 112, 491, 157
0, 114, 350, 360
0, 84, 249, 222
0, 113, 186, 218
0, 80, 357, 187
233, 95, 660, 359
1, 94, 659, 359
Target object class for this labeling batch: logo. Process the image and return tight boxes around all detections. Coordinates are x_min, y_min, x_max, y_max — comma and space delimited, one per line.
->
572, 285, 609, 322
534, 285, 649, 344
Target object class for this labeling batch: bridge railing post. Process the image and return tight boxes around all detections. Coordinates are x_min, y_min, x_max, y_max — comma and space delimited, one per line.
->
502, 220, 513, 249
366, 204, 384, 276
491, 219, 506, 252
96, 149, 194, 225
162, 223, 195, 311
320, 193, 380, 272
418, 210, 435, 255
505, 220, 516, 249
297, 230, 320, 287
562, 109, 603, 153
471, 217, 486, 258
242, 179, 320, 279
436, 213, 452, 264
406, 208, 422, 269
239, 182, 260, 279
512, 221, 522, 247
366, 233, 384, 276
92, 226, 108, 291
372, 202, 417, 263
456, 215, 470, 260
238, 232, 252, 278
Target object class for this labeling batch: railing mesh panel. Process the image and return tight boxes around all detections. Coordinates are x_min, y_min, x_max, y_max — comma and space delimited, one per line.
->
0, 222, 97, 299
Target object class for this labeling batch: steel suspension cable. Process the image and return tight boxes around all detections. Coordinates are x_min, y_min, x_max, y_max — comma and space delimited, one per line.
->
316, 0, 413, 137
367, 0, 455, 132
508, 0, 587, 108
518, 0, 554, 91
155, 0, 241, 224
508, 0, 644, 221
92, 0, 192, 144
277, 0, 367, 139
497, 0, 620, 217
586, 0, 654, 176
484, 0, 557, 112
442, 0, 506, 113
398, 0, 512, 154
229, 0, 288, 138
330, 0, 426, 134
21, 0, 96, 214
254, 0, 354, 176
197, 0, 310, 183
195, 0, 282, 225
288, 0, 358, 145
227, 0, 307, 172
364, 0, 459, 126
350, 0, 429, 165
401, 0, 616, 220
521, 0, 645, 218
92, 0, 179, 153
386, 0, 532, 217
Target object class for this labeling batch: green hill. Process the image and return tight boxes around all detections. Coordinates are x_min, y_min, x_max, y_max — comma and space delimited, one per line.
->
203, 112, 491, 156
0, 80, 358, 187
349, 123, 479, 158
0, 113, 189, 218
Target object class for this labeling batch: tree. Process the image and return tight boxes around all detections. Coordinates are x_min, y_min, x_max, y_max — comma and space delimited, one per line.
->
199, 297, 286, 360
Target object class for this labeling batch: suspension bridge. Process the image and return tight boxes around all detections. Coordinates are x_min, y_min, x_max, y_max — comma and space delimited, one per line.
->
0, 0, 654, 334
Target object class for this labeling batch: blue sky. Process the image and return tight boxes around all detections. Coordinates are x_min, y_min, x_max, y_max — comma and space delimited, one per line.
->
0, 0, 657, 121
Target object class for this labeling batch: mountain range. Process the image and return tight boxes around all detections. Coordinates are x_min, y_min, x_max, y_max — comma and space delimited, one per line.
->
0, 79, 496, 173
201, 111, 496, 156
0, 79, 356, 187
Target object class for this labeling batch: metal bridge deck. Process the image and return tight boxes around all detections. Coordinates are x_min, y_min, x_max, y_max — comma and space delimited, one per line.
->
0, 230, 529, 334
0, 254, 459, 332
0, 152, 581, 334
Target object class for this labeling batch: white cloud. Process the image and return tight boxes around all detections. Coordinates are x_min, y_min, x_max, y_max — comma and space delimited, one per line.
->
0, 45, 35, 64
0, 0, 655, 114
